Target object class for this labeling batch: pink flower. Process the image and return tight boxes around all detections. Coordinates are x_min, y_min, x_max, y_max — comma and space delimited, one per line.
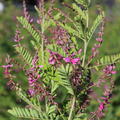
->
103, 65, 116, 75
111, 71, 116, 74
2, 64, 13, 68
1, 64, 13, 76
49, 57, 56, 65
63, 57, 71, 63
99, 103, 104, 111
48, 50, 63, 65
63, 57, 80, 64
96, 38, 103, 42
28, 89, 35, 96
14, 30, 24, 42
38, 65, 43, 68
98, 32, 103, 37
71, 58, 80, 64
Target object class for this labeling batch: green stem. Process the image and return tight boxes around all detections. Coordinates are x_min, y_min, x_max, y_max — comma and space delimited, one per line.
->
86, 9, 89, 28
82, 10, 89, 67
68, 96, 76, 120
82, 41, 87, 67
41, 17, 45, 64
57, 108, 66, 120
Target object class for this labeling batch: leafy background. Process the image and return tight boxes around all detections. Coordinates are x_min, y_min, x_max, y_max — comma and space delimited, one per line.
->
0, 0, 120, 120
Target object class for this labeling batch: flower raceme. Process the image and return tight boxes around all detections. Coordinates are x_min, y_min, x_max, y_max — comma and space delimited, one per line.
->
48, 49, 80, 65
1, 64, 13, 76
48, 50, 63, 65
103, 65, 116, 75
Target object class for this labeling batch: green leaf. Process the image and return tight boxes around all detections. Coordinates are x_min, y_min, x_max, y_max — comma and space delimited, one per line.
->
17, 16, 41, 43
57, 65, 74, 95
51, 79, 59, 93
98, 54, 120, 65
89, 53, 120, 69
87, 11, 104, 41
48, 105, 57, 115
74, 113, 87, 120
44, 13, 61, 30
59, 22, 82, 39
15, 45, 33, 67
72, 3, 86, 21
8, 107, 42, 119
75, 0, 88, 9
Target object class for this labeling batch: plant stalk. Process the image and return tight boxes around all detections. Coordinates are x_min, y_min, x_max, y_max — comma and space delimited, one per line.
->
82, 9, 89, 67
41, 17, 44, 64
68, 96, 76, 120
82, 41, 87, 67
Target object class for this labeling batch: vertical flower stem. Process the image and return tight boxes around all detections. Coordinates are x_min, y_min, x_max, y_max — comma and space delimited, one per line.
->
68, 96, 76, 120
82, 10, 89, 67
39, 0, 45, 64
41, 17, 45, 64
86, 9, 89, 28
82, 41, 87, 67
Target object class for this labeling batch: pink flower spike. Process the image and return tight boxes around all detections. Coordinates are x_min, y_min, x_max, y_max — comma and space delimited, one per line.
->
63, 57, 71, 63
71, 58, 80, 64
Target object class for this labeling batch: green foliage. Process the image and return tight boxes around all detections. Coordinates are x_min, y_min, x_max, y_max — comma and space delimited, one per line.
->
57, 65, 74, 95
1, 0, 120, 120
90, 53, 120, 69
74, 113, 87, 120
15, 45, 33, 67
0, 3, 22, 120
17, 16, 41, 43
98, 53, 120, 65
11, 88, 59, 120
4, 1, 106, 120
75, 0, 89, 9
87, 11, 104, 41
8, 107, 42, 119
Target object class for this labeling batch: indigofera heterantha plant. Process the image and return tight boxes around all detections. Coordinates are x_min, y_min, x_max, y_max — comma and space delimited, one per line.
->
1, 0, 120, 120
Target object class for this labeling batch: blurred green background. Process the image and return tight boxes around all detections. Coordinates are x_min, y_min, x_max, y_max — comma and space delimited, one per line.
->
0, 0, 120, 120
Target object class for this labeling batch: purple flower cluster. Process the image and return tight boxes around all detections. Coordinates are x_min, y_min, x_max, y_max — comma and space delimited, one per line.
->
1, 56, 17, 90
26, 54, 56, 104
14, 29, 24, 42
48, 49, 81, 66
90, 64, 116, 120
1, 56, 13, 77
90, 89, 112, 119
27, 72, 40, 96
48, 49, 63, 65
89, 21, 105, 62
63, 57, 80, 64
2, 64, 13, 77
23, 0, 33, 23
26, 53, 43, 96
51, 26, 69, 46
103, 65, 116, 75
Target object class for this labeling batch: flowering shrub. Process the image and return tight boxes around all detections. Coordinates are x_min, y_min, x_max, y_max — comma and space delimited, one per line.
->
1, 0, 120, 120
